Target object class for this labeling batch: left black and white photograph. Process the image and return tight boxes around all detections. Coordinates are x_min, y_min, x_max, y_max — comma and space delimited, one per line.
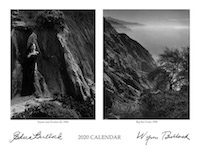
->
11, 10, 95, 119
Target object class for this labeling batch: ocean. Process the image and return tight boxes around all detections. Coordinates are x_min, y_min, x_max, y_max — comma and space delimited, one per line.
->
116, 26, 189, 60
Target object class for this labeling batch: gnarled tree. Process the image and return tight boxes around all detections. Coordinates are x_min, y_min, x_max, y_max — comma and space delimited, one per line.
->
148, 47, 189, 91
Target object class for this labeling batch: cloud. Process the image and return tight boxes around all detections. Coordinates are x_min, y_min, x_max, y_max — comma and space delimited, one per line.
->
169, 18, 189, 22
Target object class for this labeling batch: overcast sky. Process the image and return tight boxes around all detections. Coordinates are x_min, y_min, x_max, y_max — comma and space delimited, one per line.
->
104, 10, 189, 28
104, 10, 189, 60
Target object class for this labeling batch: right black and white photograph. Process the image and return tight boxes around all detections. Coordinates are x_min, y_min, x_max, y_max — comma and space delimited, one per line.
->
104, 10, 189, 119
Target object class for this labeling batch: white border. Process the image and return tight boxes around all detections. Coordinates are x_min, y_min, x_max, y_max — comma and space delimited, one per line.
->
1, 0, 200, 149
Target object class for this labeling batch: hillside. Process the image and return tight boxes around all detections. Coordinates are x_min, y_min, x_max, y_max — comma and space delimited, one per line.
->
104, 18, 189, 119
105, 17, 145, 33
104, 18, 156, 118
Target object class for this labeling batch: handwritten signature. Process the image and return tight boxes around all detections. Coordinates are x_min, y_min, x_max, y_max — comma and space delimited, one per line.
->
10, 131, 63, 143
137, 131, 190, 145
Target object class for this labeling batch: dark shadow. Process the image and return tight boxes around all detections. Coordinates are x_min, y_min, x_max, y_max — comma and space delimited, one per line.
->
21, 43, 39, 96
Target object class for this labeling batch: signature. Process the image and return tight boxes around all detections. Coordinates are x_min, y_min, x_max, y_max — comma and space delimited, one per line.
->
162, 131, 190, 140
10, 131, 62, 143
137, 131, 159, 145
137, 131, 190, 145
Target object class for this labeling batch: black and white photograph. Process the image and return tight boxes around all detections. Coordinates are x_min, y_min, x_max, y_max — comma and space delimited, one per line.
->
2, 0, 200, 149
11, 10, 95, 119
104, 10, 189, 119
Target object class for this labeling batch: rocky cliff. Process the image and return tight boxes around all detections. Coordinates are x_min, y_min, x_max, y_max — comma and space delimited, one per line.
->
11, 10, 95, 119
104, 18, 156, 118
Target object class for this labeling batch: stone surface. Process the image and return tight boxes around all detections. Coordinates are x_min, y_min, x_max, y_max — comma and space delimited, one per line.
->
11, 11, 95, 103
104, 19, 156, 118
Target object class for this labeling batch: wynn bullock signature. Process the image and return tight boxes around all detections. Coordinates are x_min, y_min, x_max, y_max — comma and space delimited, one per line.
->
9, 131, 62, 143
137, 131, 190, 145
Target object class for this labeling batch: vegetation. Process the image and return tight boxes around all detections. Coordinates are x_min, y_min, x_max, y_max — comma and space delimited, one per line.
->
148, 47, 189, 91
60, 95, 95, 119
34, 10, 66, 32
12, 95, 95, 119
140, 90, 189, 118
11, 10, 66, 32
106, 99, 142, 119
12, 101, 80, 119
140, 47, 189, 118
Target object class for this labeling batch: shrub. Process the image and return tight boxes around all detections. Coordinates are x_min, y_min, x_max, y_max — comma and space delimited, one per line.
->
12, 95, 95, 119
60, 96, 95, 119
12, 101, 80, 119
35, 10, 65, 32
110, 100, 142, 119
140, 90, 189, 118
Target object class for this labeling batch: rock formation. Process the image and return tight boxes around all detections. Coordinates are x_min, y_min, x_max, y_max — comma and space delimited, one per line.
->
11, 10, 95, 118
104, 18, 156, 118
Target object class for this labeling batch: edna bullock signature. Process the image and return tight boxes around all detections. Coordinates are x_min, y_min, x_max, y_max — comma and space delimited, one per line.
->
137, 131, 190, 145
10, 131, 62, 143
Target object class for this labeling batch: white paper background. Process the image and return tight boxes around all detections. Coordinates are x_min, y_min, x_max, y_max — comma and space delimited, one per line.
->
1, 0, 200, 149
